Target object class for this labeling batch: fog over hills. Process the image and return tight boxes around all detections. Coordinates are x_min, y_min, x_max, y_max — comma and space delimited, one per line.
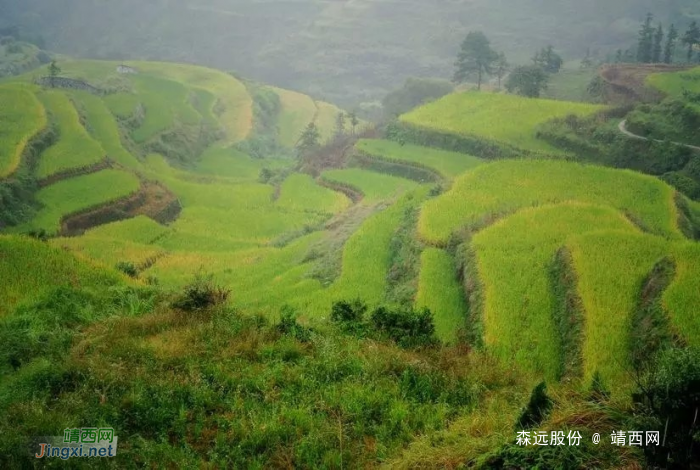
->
1, 0, 698, 105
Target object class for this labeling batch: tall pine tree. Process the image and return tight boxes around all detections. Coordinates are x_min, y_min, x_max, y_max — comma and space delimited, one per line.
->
637, 13, 654, 63
652, 23, 664, 63
664, 24, 678, 64
453, 31, 498, 90
683, 21, 700, 63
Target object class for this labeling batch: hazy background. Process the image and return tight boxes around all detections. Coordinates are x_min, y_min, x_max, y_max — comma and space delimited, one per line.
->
1, 0, 698, 105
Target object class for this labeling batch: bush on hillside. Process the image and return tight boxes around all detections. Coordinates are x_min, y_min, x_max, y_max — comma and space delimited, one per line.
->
330, 299, 367, 335
662, 171, 700, 200
277, 305, 311, 342
685, 155, 700, 181
370, 305, 437, 348
171, 273, 230, 312
330, 299, 367, 324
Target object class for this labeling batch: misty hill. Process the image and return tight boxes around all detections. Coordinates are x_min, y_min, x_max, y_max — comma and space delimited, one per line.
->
2, 0, 699, 105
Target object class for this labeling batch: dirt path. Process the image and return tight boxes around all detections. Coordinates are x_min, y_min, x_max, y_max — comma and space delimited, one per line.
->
618, 120, 700, 152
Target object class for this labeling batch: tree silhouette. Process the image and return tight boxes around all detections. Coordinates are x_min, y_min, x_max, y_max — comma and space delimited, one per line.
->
453, 31, 498, 90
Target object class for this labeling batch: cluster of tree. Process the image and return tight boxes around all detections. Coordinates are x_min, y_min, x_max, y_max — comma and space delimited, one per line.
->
295, 111, 359, 156
333, 111, 359, 138
453, 31, 564, 98
532, 45, 563, 73
626, 13, 700, 64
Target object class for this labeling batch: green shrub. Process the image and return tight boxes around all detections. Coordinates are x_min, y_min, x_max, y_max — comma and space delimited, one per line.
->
662, 171, 700, 200
370, 306, 437, 348
277, 305, 311, 342
515, 381, 553, 430
171, 273, 230, 312
330, 299, 367, 324
685, 155, 700, 180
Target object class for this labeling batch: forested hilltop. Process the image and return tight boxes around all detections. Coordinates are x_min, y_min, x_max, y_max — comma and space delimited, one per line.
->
1, 0, 699, 105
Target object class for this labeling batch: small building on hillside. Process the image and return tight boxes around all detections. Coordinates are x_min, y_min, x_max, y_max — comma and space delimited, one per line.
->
116, 64, 138, 74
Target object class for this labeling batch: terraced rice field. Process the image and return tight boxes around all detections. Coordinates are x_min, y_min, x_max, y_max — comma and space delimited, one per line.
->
270, 86, 318, 148
647, 66, 700, 104
127, 61, 253, 144
53, 237, 166, 270
568, 231, 670, 387
195, 146, 287, 181
168, 206, 327, 246
356, 139, 483, 179
36, 90, 104, 178
276, 173, 351, 214
321, 168, 421, 201
415, 248, 468, 343
69, 90, 141, 169
5, 58, 699, 405
472, 203, 638, 381
67, 216, 170, 245
0, 84, 46, 177
103, 93, 140, 119
302, 187, 430, 317
0, 235, 123, 316
130, 74, 201, 142
419, 159, 680, 245
664, 242, 700, 347
400, 91, 604, 154
18, 169, 140, 233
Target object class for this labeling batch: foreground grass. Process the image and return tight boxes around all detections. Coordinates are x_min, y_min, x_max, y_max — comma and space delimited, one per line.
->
356, 139, 483, 179
17, 169, 140, 234
400, 91, 604, 154
0, 285, 491, 468
36, 90, 104, 178
0, 84, 46, 177
419, 159, 681, 245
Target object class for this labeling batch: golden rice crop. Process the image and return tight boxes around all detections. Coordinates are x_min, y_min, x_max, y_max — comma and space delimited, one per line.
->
400, 91, 604, 154
419, 159, 681, 245
472, 203, 638, 381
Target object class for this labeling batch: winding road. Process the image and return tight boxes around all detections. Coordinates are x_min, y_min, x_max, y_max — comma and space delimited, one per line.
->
618, 119, 700, 152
